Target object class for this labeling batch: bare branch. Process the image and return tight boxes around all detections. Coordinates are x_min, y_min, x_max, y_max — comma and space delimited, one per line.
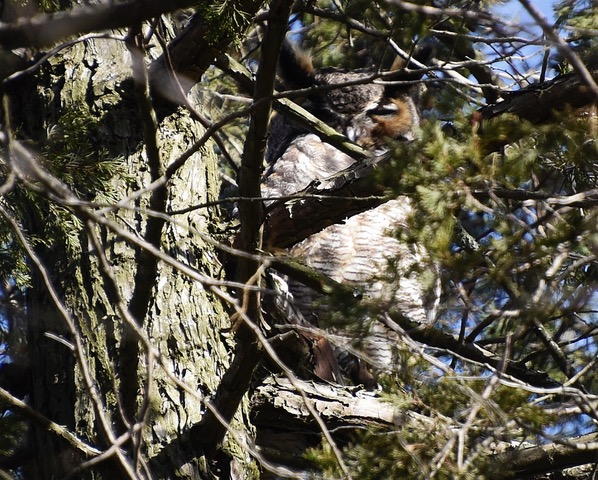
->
0, 386, 100, 458
387, 0, 497, 24
0, 0, 196, 49
518, 0, 598, 98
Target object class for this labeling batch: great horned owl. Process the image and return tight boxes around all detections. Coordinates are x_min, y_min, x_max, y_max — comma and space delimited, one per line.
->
263, 41, 432, 384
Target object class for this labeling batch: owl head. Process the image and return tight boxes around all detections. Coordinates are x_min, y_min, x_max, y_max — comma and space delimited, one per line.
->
270, 40, 428, 157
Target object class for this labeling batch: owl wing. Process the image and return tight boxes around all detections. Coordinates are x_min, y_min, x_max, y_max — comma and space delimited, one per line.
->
261, 133, 357, 199
263, 131, 431, 379
263, 131, 428, 322
288, 199, 428, 326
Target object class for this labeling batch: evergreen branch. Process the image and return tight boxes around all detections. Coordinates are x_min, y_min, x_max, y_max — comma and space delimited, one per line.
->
262, 70, 598, 248
267, 254, 562, 390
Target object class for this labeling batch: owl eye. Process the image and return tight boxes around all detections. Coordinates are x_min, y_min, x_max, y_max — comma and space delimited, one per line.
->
366, 105, 399, 116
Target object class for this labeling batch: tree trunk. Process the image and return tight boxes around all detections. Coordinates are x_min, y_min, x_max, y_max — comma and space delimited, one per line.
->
12, 20, 255, 480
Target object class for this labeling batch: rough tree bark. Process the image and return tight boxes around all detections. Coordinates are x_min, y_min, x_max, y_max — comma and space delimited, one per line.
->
9, 14, 255, 480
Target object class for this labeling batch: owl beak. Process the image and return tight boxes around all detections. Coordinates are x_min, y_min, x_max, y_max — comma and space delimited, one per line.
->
398, 131, 415, 142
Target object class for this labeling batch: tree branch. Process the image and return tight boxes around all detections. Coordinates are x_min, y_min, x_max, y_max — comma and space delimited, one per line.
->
518, 0, 598, 98
197, 0, 292, 458
0, 386, 100, 458
472, 187, 598, 209
264, 154, 390, 248
382, 312, 561, 389
148, 0, 265, 103
214, 53, 370, 161
0, 0, 196, 49
479, 70, 598, 123
488, 433, 598, 479
252, 376, 431, 471
120, 26, 165, 435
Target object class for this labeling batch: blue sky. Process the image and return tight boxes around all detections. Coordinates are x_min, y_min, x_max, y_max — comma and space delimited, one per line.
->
494, 0, 556, 22
486, 1, 561, 86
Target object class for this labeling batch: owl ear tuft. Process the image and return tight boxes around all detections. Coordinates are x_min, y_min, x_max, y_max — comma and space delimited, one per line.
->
279, 39, 315, 90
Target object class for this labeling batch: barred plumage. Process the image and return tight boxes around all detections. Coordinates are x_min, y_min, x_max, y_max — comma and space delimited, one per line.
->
263, 41, 433, 384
